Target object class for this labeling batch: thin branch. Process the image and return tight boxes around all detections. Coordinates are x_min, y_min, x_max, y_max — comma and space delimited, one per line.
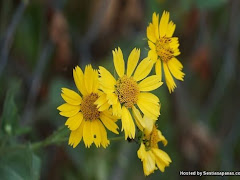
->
31, 134, 125, 151
0, 125, 67, 154
0, 0, 28, 77
31, 125, 68, 150
0, 124, 125, 153
109, 136, 125, 141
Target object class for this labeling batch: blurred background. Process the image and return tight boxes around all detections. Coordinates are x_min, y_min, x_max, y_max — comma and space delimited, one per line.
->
0, 0, 240, 179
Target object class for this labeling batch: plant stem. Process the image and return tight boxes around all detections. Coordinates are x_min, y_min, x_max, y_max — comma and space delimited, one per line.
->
109, 136, 125, 141
31, 126, 125, 150
0, 126, 126, 153
31, 125, 68, 150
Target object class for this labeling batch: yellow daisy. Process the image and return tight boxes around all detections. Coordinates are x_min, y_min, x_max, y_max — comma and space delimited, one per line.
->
96, 47, 162, 140
147, 11, 185, 93
57, 65, 119, 148
137, 123, 172, 176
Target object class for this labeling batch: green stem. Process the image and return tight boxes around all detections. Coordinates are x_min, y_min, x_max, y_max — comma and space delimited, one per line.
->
31, 126, 125, 150
0, 126, 125, 153
31, 125, 68, 150
109, 136, 125, 141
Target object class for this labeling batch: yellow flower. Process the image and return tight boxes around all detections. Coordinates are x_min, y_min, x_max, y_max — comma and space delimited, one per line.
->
137, 124, 171, 176
147, 11, 185, 93
96, 47, 162, 140
57, 65, 119, 148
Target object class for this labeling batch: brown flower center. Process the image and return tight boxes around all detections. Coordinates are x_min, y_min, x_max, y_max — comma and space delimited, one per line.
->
149, 126, 160, 148
115, 75, 139, 108
156, 36, 174, 62
144, 125, 160, 150
81, 93, 100, 121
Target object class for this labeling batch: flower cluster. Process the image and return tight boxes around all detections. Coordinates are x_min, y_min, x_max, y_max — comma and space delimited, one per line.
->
58, 11, 184, 176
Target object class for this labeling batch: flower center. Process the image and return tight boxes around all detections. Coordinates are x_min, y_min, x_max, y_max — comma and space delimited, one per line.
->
155, 36, 174, 62
115, 75, 140, 108
81, 93, 100, 121
144, 125, 160, 150
149, 126, 160, 148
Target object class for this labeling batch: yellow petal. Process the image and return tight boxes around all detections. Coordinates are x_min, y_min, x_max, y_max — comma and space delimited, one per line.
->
132, 106, 145, 131
163, 62, 176, 93
121, 106, 130, 136
57, 103, 80, 112
122, 106, 135, 139
137, 95, 160, 120
113, 47, 125, 77
174, 49, 181, 56
59, 109, 79, 117
129, 114, 136, 139
169, 38, 180, 56
138, 75, 163, 91
99, 84, 114, 94
148, 49, 158, 63
100, 111, 119, 134
95, 93, 111, 112
61, 88, 82, 105
147, 23, 157, 43
107, 93, 118, 105
170, 57, 183, 70
171, 44, 180, 53
112, 101, 122, 117
143, 116, 155, 136
133, 57, 153, 81
148, 41, 156, 51
98, 101, 110, 112
143, 150, 156, 176
167, 59, 185, 81
155, 59, 162, 81
137, 143, 146, 160
68, 120, 85, 148
159, 11, 170, 37
127, 48, 140, 77
84, 65, 98, 94
95, 93, 108, 108
155, 158, 166, 172
152, 148, 172, 164
170, 39, 180, 56
83, 120, 94, 148
97, 120, 110, 148
73, 66, 87, 95
157, 130, 168, 146
92, 69, 99, 93
138, 93, 160, 105
152, 12, 160, 39
107, 109, 119, 122
152, 148, 171, 172
98, 66, 116, 93
83, 65, 92, 94
166, 21, 176, 37
170, 39, 179, 47
65, 112, 83, 131
58, 104, 80, 117
91, 120, 102, 147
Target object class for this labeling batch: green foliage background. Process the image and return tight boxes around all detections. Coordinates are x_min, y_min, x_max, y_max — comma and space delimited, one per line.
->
0, 0, 239, 179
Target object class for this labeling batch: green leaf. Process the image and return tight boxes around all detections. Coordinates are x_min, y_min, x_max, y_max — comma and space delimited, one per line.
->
0, 147, 41, 180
